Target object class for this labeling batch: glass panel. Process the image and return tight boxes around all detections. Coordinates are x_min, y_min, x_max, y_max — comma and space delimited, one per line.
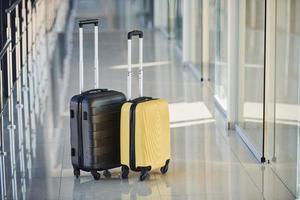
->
271, 0, 300, 196
155, 0, 182, 46
208, 0, 216, 90
238, 0, 265, 155
195, 1, 203, 72
214, 0, 228, 110
208, 0, 228, 110
159, 1, 169, 36
174, 0, 183, 49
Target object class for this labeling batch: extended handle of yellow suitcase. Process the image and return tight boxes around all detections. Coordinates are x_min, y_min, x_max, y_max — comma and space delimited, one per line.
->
78, 19, 99, 94
127, 30, 143, 100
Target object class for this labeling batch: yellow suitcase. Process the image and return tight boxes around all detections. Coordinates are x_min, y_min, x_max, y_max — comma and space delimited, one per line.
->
120, 31, 171, 181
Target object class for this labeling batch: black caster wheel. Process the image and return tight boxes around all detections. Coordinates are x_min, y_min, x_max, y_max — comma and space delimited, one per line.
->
73, 168, 80, 178
103, 170, 111, 178
160, 160, 170, 174
91, 170, 101, 180
121, 166, 129, 179
139, 169, 149, 181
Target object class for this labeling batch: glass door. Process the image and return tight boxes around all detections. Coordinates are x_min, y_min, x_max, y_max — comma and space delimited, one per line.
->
238, 0, 300, 196
207, 0, 228, 111
269, 0, 300, 197
214, 0, 228, 110
237, 0, 266, 160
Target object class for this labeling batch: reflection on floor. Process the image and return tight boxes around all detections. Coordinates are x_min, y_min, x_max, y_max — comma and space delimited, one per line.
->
110, 61, 171, 70
240, 100, 299, 195
169, 102, 215, 128
3, 1, 295, 199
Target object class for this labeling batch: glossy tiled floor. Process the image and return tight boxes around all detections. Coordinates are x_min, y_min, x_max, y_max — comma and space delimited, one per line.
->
3, 1, 295, 199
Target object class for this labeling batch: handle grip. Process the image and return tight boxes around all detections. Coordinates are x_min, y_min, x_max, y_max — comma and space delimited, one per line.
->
127, 30, 143, 39
79, 19, 98, 27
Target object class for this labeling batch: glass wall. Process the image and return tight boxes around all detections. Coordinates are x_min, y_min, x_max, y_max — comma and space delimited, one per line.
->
236, 0, 300, 197
194, 0, 203, 71
207, 0, 300, 197
237, 0, 265, 156
214, 0, 228, 110
181, 0, 202, 74
209, 0, 228, 111
269, 0, 300, 196
174, 0, 183, 50
208, 1, 216, 90
154, 0, 182, 48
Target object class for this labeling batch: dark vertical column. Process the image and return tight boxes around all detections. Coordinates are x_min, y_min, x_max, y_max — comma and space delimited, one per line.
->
0, 0, 10, 98
261, 0, 267, 163
11, 9, 17, 83
19, 0, 23, 71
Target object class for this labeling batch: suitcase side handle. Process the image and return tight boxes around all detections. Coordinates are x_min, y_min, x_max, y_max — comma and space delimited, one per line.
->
127, 30, 143, 100
78, 19, 99, 93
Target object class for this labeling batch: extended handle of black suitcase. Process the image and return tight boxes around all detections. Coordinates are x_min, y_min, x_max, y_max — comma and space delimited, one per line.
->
127, 30, 143, 100
78, 19, 99, 94
79, 19, 98, 27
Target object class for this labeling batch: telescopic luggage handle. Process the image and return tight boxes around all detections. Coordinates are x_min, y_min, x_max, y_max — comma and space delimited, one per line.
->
78, 19, 99, 94
127, 30, 143, 39
79, 19, 98, 27
127, 30, 143, 100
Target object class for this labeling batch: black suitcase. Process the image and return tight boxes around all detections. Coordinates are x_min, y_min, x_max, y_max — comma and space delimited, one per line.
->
70, 19, 126, 180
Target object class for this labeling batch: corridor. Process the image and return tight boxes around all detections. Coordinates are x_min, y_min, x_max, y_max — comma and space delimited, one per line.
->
26, 1, 294, 199
0, 0, 299, 199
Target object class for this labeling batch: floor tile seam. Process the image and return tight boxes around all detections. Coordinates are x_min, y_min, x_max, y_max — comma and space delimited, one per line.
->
57, 109, 68, 200
152, 174, 163, 200
218, 128, 271, 198
146, 31, 170, 200
267, 164, 297, 198
170, 158, 241, 165
57, 3, 79, 197
225, 129, 296, 198
55, 31, 76, 199
158, 189, 267, 197
199, 86, 265, 198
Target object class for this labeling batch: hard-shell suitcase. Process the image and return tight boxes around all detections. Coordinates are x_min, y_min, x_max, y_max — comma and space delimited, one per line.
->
70, 19, 126, 180
120, 30, 171, 181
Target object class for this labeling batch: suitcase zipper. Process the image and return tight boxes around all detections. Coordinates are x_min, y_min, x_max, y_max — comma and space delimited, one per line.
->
129, 103, 137, 170
77, 96, 84, 168
129, 98, 155, 171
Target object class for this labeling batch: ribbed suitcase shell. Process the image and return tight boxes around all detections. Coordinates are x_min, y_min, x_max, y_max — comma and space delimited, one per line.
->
70, 89, 126, 171
120, 98, 171, 171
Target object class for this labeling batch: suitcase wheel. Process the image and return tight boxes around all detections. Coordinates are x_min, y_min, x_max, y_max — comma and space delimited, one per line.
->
121, 166, 129, 179
91, 170, 101, 180
73, 168, 80, 178
139, 169, 149, 181
160, 160, 170, 174
103, 170, 111, 178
